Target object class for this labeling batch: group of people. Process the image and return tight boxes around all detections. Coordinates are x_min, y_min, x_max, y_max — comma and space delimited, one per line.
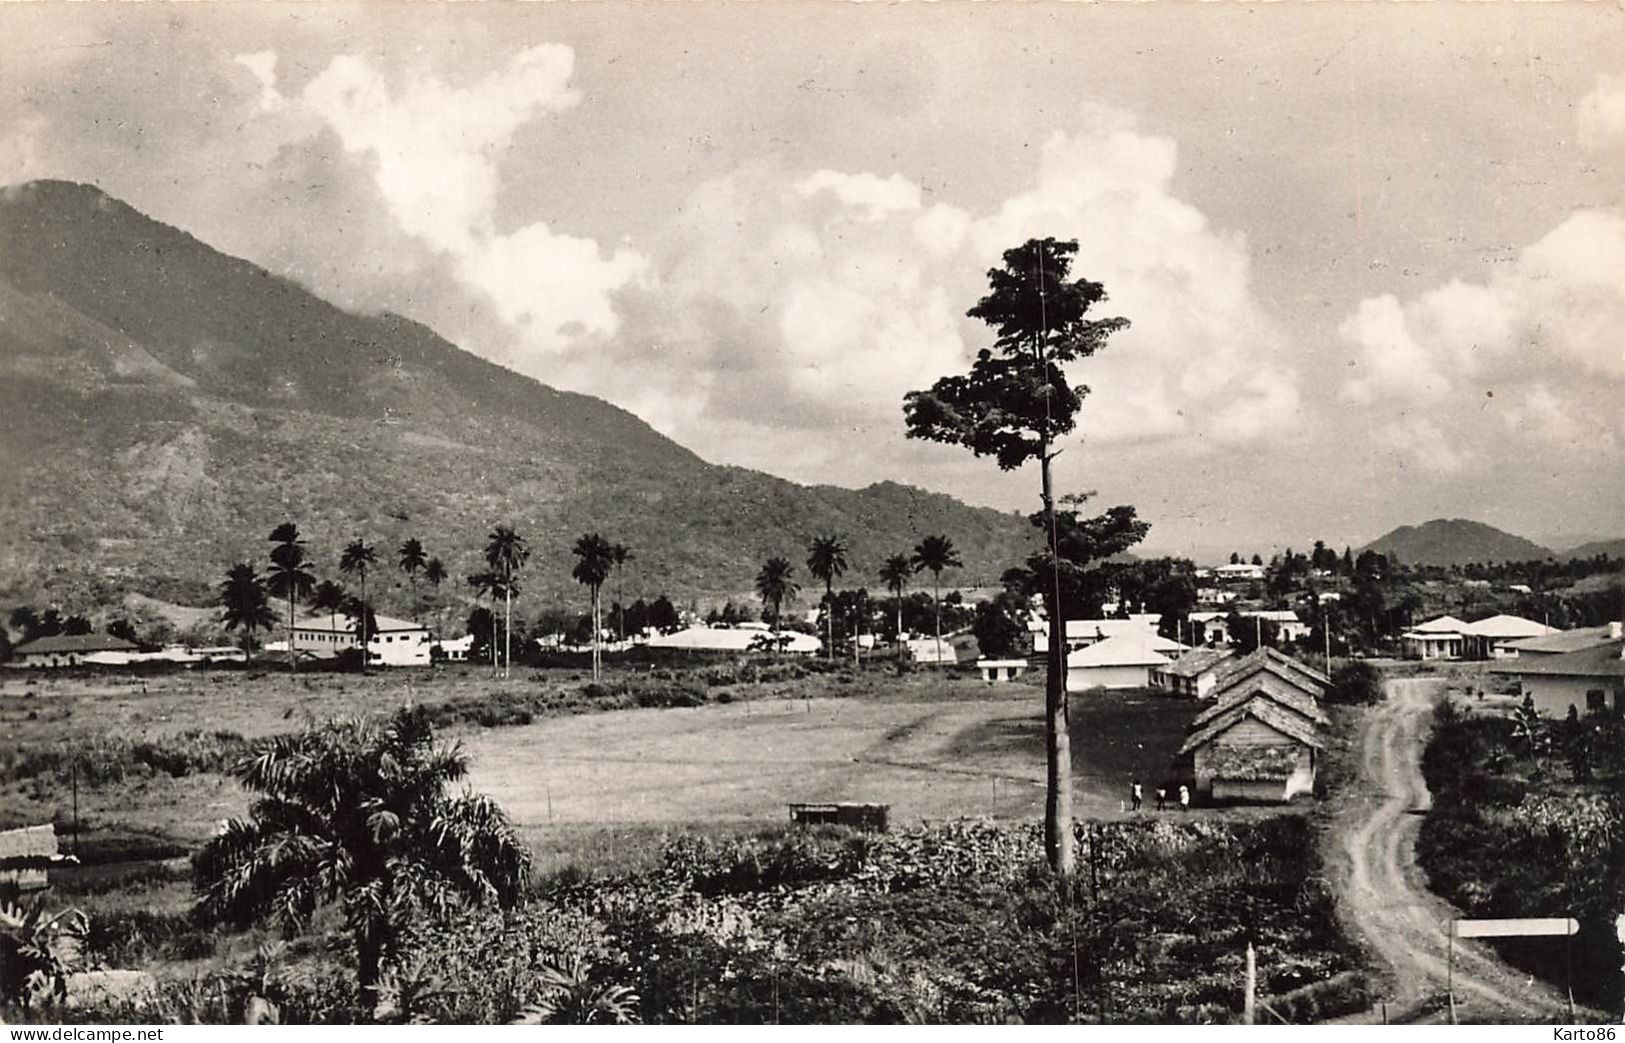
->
1129, 779, 1189, 813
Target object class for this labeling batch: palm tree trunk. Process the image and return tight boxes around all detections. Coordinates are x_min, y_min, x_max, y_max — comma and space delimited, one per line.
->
592, 586, 602, 681
825, 581, 834, 662
356, 922, 383, 1019
504, 586, 512, 679
288, 592, 297, 674
896, 591, 904, 665
360, 572, 368, 674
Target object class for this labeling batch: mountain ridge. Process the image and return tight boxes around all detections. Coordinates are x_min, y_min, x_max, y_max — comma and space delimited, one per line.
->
0, 179, 1037, 617
1359, 518, 1552, 568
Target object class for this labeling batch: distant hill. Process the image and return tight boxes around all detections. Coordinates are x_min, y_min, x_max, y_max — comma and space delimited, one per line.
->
0, 180, 1037, 618
1360, 518, 1552, 568
1563, 538, 1625, 562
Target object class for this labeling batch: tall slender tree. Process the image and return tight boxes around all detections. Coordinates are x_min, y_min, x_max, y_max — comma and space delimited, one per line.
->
910, 535, 963, 668
339, 539, 378, 672
466, 571, 502, 674
267, 523, 316, 672
424, 557, 448, 639
806, 534, 849, 661
754, 556, 799, 659
398, 538, 428, 623
192, 707, 530, 1015
610, 544, 634, 642
904, 235, 1129, 877
218, 563, 275, 654
484, 527, 529, 679
571, 534, 614, 681
879, 554, 912, 663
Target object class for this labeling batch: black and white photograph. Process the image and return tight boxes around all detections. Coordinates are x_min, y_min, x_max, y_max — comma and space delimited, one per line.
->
0, 1, 1621, 1028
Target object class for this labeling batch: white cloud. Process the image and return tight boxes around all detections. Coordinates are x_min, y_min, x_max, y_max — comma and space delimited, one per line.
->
0, 115, 47, 184
283, 46, 644, 351
795, 170, 922, 221
232, 51, 284, 112
1380, 416, 1474, 475
1578, 73, 1625, 152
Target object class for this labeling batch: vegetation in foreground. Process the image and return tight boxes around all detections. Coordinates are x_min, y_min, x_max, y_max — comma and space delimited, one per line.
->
1417, 697, 1624, 1011
16, 814, 1366, 1025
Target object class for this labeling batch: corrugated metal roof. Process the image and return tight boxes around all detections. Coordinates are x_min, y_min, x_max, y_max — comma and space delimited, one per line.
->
1492, 640, 1625, 678
14, 633, 139, 656
0, 823, 61, 862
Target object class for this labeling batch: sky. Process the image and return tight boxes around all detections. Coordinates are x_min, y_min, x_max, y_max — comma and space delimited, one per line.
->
3, 3, 1622, 560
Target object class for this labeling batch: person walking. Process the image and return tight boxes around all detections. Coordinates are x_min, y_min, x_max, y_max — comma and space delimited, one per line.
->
1178, 784, 1191, 812
1155, 786, 1167, 812
1130, 779, 1143, 812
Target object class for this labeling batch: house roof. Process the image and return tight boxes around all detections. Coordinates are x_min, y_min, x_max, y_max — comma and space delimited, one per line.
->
1410, 615, 1469, 634
648, 626, 821, 654
1066, 634, 1174, 669
1194, 670, 1331, 729
1060, 618, 1167, 642
0, 823, 64, 863
1180, 696, 1326, 755
1249, 610, 1303, 624
1459, 614, 1557, 640
1501, 625, 1621, 656
14, 633, 139, 656
1213, 647, 1330, 690
1160, 647, 1236, 679
290, 613, 427, 633
1492, 640, 1625, 678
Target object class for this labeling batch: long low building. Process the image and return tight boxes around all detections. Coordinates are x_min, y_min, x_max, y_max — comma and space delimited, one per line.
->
646, 624, 821, 656
6, 633, 139, 668
275, 613, 434, 667
1492, 630, 1625, 718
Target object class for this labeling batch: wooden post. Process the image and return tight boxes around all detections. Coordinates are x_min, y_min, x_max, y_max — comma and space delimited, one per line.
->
1447, 926, 1457, 1025
1243, 942, 1256, 1025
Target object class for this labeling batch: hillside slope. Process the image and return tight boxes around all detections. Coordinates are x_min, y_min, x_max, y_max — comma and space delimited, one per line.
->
0, 180, 1035, 616
1360, 518, 1551, 568
1562, 538, 1625, 562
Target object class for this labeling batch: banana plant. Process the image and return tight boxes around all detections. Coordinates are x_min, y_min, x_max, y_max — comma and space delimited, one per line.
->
0, 897, 89, 1008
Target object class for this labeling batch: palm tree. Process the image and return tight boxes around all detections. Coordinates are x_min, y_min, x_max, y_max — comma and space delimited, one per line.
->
879, 553, 912, 663
754, 556, 799, 659
398, 538, 428, 622
218, 563, 276, 655
484, 527, 529, 679
571, 534, 614, 681
610, 544, 634, 643
424, 557, 448, 641
339, 539, 378, 672
267, 524, 316, 673
806, 534, 849, 662
310, 580, 347, 639
192, 707, 530, 1015
911, 535, 963, 666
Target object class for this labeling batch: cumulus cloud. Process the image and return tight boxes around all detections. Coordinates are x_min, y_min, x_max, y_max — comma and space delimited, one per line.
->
1339, 207, 1625, 467
795, 170, 922, 221
0, 115, 47, 183
241, 45, 646, 352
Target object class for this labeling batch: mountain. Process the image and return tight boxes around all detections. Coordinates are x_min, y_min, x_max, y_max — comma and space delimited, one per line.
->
0, 180, 1037, 618
1563, 538, 1625, 561
1360, 518, 1552, 568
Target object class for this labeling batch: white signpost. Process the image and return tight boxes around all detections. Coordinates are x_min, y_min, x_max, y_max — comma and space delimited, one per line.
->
1447, 917, 1579, 1023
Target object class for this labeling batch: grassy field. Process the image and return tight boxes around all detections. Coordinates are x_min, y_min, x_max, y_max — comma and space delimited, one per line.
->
2, 662, 1228, 879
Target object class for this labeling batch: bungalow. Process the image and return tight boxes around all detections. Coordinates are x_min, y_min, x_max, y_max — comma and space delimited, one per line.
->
6, 633, 140, 669
1458, 614, 1557, 660
1149, 647, 1237, 701
282, 614, 434, 667
1401, 615, 1469, 661
1491, 635, 1625, 718
1502, 622, 1623, 658
1189, 611, 1230, 646
1250, 610, 1310, 643
1214, 563, 1266, 582
1065, 635, 1175, 692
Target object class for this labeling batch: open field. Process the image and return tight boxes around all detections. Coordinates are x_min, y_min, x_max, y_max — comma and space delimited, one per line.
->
0, 663, 1252, 877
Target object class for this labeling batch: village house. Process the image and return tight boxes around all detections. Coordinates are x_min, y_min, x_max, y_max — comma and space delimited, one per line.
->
1150, 646, 1237, 700
277, 613, 434, 667
1029, 615, 1169, 652
1492, 627, 1625, 718
0, 823, 72, 897
1178, 648, 1330, 803
1457, 614, 1556, 660
5, 632, 139, 669
1400, 615, 1469, 660
976, 658, 1031, 683
1502, 622, 1623, 658
1250, 609, 1311, 643
1065, 634, 1179, 692
1214, 562, 1266, 582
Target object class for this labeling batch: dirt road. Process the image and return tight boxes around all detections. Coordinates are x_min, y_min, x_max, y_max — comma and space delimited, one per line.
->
1331, 675, 1574, 1023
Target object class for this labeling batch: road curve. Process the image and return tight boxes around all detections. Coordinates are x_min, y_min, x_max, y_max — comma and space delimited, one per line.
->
1330, 675, 1574, 1023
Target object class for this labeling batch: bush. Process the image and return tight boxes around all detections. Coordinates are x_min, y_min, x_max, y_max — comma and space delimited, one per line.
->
1327, 661, 1382, 706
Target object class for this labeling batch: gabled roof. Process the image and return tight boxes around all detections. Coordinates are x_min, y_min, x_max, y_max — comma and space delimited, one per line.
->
1502, 626, 1620, 656
290, 613, 427, 633
1213, 647, 1329, 691
14, 633, 139, 655
1194, 671, 1331, 729
1459, 614, 1556, 640
1066, 634, 1174, 669
1410, 615, 1468, 634
1060, 618, 1172, 643
1180, 696, 1326, 756
1160, 646, 1237, 679
1492, 640, 1625, 678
